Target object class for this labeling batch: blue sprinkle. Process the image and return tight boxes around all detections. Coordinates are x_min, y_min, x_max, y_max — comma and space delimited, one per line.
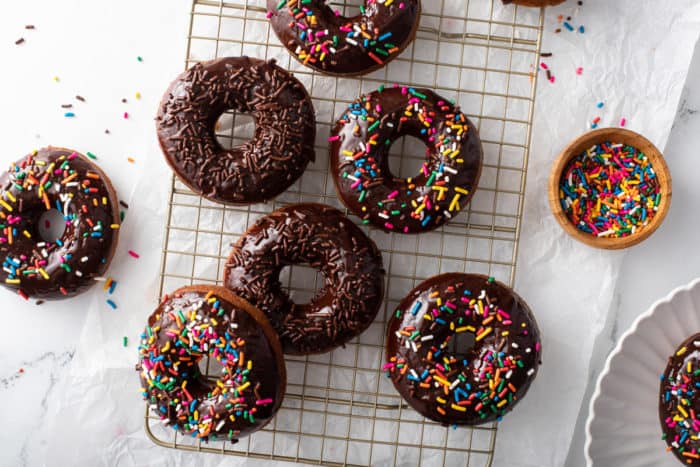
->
106, 299, 117, 309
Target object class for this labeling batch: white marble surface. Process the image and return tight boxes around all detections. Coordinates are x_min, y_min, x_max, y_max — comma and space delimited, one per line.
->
1, 1, 699, 466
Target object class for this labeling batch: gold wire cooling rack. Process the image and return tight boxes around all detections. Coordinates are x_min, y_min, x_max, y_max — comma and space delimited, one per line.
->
144, 1, 545, 465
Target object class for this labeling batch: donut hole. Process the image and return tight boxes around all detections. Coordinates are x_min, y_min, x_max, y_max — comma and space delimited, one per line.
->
337, 0, 366, 16
37, 209, 67, 243
446, 331, 476, 361
215, 111, 256, 150
387, 135, 431, 179
279, 263, 324, 306
198, 354, 227, 381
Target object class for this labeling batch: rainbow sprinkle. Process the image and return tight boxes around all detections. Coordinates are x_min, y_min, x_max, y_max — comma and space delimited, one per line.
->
558, 141, 662, 239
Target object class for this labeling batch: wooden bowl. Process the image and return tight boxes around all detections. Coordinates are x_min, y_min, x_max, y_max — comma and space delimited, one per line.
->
548, 128, 672, 250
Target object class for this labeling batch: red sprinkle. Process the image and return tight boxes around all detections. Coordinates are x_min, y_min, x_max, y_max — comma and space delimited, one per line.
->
128, 250, 140, 259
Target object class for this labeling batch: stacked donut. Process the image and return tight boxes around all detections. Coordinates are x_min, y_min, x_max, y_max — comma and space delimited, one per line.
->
134, 0, 546, 445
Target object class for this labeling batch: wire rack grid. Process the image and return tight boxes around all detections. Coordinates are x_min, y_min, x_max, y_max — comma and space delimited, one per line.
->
144, 1, 545, 466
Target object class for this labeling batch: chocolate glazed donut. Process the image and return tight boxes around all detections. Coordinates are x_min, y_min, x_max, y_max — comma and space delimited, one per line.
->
330, 86, 483, 234
224, 203, 385, 354
267, 0, 421, 76
659, 333, 700, 465
0, 147, 120, 299
137, 285, 285, 442
156, 57, 316, 205
385, 273, 542, 425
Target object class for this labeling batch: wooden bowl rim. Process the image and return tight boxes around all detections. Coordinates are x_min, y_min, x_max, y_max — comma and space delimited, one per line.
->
547, 127, 672, 250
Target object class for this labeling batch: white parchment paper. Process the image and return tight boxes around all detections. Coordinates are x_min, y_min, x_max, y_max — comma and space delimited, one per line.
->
36, 1, 700, 466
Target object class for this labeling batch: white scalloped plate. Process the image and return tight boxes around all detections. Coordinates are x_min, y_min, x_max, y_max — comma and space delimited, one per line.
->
586, 278, 700, 467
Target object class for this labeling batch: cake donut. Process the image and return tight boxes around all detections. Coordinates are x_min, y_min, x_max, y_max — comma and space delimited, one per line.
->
659, 333, 700, 464
384, 273, 542, 425
224, 203, 385, 354
330, 86, 483, 234
502, 0, 565, 6
267, 0, 421, 76
137, 285, 286, 442
156, 56, 316, 205
0, 147, 120, 299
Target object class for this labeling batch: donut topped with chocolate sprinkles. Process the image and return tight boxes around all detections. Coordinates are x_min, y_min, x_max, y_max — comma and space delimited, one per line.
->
224, 203, 385, 355
0, 147, 120, 299
385, 273, 542, 425
156, 57, 316, 205
267, 0, 421, 76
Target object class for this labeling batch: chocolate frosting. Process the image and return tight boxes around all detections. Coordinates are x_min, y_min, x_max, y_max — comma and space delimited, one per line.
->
156, 57, 316, 205
137, 285, 286, 442
0, 147, 120, 299
659, 332, 700, 464
385, 273, 542, 425
266, 0, 421, 76
330, 86, 483, 234
224, 203, 385, 355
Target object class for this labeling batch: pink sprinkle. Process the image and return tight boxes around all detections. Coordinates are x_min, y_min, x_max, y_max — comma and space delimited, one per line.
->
266, 11, 273, 18
384, 222, 394, 230
256, 398, 274, 405
576, 67, 583, 75
327, 135, 340, 142
549, 76, 556, 84
535, 342, 541, 352
539, 62, 548, 70
128, 250, 140, 259
619, 118, 627, 127
387, 190, 399, 199
123, 112, 129, 119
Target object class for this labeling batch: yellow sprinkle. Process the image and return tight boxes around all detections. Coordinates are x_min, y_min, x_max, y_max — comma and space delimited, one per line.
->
678, 405, 689, 418
455, 187, 470, 195
22, 230, 31, 238
135, 92, 142, 100
5, 278, 20, 284
5, 192, 16, 203
237, 381, 251, 392
677, 346, 688, 356
0, 199, 14, 212
451, 403, 466, 412
436, 397, 446, 404
110, 224, 120, 229
475, 327, 492, 342
39, 268, 49, 280
497, 399, 508, 408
